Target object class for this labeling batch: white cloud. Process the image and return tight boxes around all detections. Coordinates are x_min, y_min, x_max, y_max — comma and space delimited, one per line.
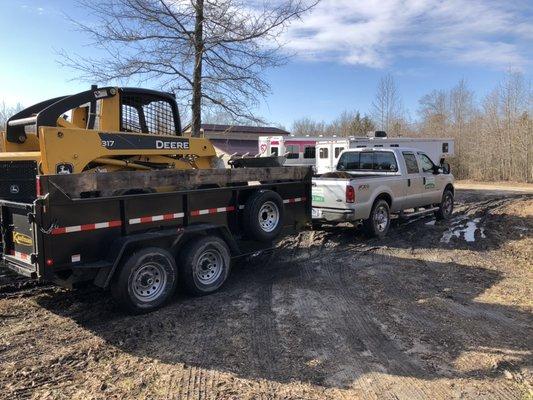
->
284, 0, 532, 69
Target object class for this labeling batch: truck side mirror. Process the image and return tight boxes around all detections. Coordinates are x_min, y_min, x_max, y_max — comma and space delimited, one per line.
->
441, 162, 450, 174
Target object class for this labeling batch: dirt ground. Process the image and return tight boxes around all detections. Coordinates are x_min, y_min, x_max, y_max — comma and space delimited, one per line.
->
0, 184, 531, 399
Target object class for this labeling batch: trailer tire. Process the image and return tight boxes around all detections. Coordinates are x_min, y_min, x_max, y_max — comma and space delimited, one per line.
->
243, 190, 284, 242
363, 199, 391, 239
179, 236, 231, 296
111, 247, 178, 314
435, 189, 454, 220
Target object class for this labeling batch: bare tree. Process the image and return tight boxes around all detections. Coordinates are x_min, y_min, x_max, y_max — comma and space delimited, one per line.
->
0, 101, 24, 131
61, 0, 317, 136
292, 117, 327, 136
371, 74, 403, 135
418, 89, 448, 137
417, 71, 532, 183
329, 110, 375, 137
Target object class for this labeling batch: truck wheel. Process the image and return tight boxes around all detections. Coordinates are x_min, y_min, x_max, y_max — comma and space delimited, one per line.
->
435, 189, 454, 220
243, 190, 284, 242
111, 247, 178, 314
179, 236, 231, 296
363, 199, 391, 239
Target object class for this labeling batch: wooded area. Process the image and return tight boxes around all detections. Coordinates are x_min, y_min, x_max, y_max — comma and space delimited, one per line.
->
292, 71, 532, 183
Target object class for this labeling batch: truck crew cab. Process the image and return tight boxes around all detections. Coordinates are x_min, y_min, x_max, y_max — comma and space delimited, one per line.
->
312, 147, 454, 238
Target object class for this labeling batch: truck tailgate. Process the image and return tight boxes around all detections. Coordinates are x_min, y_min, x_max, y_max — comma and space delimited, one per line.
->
312, 178, 352, 210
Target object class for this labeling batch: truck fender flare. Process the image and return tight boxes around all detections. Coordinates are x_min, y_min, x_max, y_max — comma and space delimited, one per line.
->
93, 224, 239, 289
444, 183, 454, 194
367, 188, 394, 217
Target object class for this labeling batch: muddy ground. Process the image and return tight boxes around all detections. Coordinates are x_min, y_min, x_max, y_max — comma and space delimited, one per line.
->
0, 185, 531, 399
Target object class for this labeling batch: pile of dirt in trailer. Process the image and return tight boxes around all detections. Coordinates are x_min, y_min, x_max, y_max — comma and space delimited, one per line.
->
0, 191, 531, 400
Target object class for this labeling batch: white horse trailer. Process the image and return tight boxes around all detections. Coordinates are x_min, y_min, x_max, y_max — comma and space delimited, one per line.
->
258, 136, 323, 167
315, 137, 455, 174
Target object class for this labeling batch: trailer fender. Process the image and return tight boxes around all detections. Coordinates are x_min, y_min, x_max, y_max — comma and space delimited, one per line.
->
93, 224, 239, 289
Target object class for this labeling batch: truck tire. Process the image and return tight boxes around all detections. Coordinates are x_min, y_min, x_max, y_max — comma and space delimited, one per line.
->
111, 247, 178, 314
243, 190, 284, 242
435, 189, 454, 220
179, 236, 231, 296
363, 199, 391, 239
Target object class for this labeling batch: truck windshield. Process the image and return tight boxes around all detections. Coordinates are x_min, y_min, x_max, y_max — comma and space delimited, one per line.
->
337, 151, 397, 172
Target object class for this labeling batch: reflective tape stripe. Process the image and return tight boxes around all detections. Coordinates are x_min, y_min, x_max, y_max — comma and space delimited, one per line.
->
129, 212, 184, 225
51, 220, 122, 235
235, 197, 306, 210
283, 197, 306, 204
47, 197, 306, 234
190, 206, 235, 217
10, 250, 30, 262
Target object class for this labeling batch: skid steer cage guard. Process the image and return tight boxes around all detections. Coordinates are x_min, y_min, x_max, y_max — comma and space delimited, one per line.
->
5, 86, 116, 144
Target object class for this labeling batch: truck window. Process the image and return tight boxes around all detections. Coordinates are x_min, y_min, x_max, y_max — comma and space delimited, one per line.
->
286, 145, 299, 159
375, 152, 398, 171
337, 152, 359, 170
360, 152, 373, 169
402, 152, 419, 174
319, 148, 328, 159
334, 147, 344, 158
303, 146, 316, 159
418, 153, 434, 173
271, 147, 279, 156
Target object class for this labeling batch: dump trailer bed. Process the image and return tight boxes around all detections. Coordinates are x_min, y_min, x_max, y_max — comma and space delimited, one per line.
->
0, 166, 311, 312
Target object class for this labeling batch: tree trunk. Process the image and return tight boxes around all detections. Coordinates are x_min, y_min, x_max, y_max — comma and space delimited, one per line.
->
191, 0, 204, 137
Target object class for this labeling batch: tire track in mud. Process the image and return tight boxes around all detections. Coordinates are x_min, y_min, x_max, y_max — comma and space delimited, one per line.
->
327, 253, 453, 399
286, 231, 453, 399
244, 247, 286, 395
277, 235, 386, 397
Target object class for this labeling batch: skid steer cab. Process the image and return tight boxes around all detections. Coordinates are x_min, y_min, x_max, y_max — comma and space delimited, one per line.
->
0, 86, 222, 201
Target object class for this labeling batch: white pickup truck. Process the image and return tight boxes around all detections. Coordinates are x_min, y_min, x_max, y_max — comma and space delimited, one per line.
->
312, 147, 454, 238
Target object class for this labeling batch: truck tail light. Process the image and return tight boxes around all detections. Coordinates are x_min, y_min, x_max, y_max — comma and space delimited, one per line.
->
346, 185, 355, 203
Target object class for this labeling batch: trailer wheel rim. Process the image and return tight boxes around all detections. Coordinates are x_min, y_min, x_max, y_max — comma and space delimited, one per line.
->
443, 193, 453, 216
195, 249, 224, 285
374, 205, 389, 232
258, 201, 280, 233
131, 257, 168, 302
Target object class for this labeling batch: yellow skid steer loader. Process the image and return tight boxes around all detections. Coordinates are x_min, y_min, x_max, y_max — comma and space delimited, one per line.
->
0, 86, 221, 175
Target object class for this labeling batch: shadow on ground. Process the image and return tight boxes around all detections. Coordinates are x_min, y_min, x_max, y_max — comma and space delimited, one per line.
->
36, 247, 531, 389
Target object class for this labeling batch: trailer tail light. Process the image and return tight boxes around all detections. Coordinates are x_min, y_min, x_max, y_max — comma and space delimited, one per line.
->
346, 185, 355, 203
46, 259, 54, 267
36, 175, 42, 197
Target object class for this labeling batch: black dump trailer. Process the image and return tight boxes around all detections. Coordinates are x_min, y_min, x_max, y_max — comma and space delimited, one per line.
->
0, 166, 311, 312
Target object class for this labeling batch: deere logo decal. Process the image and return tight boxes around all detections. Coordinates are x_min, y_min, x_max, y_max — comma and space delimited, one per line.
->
13, 232, 33, 247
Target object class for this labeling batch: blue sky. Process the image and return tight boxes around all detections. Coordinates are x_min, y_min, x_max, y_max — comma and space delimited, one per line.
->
0, 0, 531, 128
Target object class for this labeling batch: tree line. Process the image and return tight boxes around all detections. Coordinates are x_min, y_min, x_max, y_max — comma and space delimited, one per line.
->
291, 71, 532, 183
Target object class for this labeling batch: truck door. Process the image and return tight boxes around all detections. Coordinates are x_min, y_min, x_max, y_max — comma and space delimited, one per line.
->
417, 152, 442, 205
401, 151, 425, 208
